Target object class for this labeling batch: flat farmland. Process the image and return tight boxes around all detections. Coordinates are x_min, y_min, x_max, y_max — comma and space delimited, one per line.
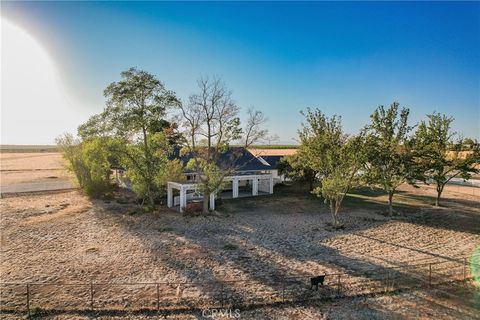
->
0, 152, 73, 192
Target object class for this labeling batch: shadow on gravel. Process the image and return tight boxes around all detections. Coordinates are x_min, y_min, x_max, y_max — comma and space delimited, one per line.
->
79, 183, 477, 316
344, 187, 480, 236
8, 184, 474, 317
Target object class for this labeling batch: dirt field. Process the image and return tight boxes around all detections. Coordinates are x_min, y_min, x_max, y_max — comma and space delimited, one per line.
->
0, 152, 73, 193
0, 152, 70, 185
1, 153, 479, 319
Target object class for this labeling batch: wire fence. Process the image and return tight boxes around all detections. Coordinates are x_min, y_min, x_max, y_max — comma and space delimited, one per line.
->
1, 257, 478, 316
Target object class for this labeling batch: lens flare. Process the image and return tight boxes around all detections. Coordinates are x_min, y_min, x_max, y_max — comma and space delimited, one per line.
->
470, 246, 480, 288
1, 18, 86, 144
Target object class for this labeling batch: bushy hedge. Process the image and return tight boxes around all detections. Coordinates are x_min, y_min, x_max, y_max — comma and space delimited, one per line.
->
56, 134, 112, 198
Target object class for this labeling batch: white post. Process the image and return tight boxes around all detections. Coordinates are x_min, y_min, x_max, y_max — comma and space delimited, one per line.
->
179, 188, 185, 213
269, 175, 274, 194
232, 178, 239, 198
183, 188, 188, 208
252, 177, 258, 196
167, 183, 173, 208
209, 192, 215, 211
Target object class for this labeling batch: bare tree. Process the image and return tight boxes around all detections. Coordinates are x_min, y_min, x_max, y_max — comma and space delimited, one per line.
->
265, 133, 280, 145
243, 108, 269, 147
177, 76, 268, 213
177, 95, 203, 150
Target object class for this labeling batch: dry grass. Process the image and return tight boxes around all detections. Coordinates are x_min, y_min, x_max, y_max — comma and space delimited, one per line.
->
0, 153, 479, 319
0, 152, 70, 185
0, 152, 65, 171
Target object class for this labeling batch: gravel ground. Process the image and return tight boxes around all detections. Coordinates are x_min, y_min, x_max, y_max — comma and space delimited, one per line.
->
1, 181, 479, 318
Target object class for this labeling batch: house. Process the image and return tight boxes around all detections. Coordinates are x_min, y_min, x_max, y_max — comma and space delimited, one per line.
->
248, 148, 298, 184
115, 146, 298, 212
167, 147, 277, 212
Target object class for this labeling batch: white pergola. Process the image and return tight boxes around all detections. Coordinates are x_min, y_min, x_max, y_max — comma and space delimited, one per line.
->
167, 173, 274, 212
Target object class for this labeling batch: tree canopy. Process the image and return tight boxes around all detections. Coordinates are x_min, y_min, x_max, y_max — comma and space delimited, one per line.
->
61, 67, 479, 220
296, 108, 365, 227
414, 112, 479, 206
361, 102, 419, 216
76, 68, 182, 206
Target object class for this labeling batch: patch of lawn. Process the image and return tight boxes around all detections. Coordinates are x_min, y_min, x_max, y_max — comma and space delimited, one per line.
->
223, 243, 238, 250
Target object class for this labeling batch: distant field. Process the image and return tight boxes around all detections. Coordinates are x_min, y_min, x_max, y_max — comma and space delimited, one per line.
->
0, 145, 58, 153
0, 144, 300, 152
0, 152, 73, 192
249, 144, 299, 149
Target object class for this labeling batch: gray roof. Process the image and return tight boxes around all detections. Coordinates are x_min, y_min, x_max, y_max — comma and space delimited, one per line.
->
172, 146, 272, 172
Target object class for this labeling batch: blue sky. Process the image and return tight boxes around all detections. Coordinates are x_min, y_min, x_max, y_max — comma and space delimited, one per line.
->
1, 1, 479, 144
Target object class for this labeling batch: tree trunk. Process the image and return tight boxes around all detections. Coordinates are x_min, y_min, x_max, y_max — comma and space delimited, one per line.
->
330, 202, 339, 228
142, 125, 154, 208
203, 191, 210, 214
435, 185, 444, 207
388, 191, 394, 217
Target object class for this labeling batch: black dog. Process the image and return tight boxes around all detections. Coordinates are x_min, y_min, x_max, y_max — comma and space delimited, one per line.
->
310, 275, 325, 291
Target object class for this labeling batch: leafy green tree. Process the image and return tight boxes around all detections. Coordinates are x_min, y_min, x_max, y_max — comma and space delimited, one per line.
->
157, 159, 187, 187
414, 112, 479, 206
78, 68, 180, 207
462, 138, 475, 147
297, 108, 344, 180
277, 152, 318, 191
110, 132, 179, 202
315, 137, 365, 228
298, 108, 364, 227
460, 138, 477, 151
363, 102, 417, 216
56, 134, 112, 198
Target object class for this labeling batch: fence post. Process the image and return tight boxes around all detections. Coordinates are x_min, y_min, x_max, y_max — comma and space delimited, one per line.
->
337, 274, 341, 296
26, 284, 30, 317
90, 282, 94, 311
156, 283, 160, 311
391, 271, 395, 292
385, 271, 390, 293
220, 282, 224, 308
428, 263, 432, 286
463, 257, 467, 281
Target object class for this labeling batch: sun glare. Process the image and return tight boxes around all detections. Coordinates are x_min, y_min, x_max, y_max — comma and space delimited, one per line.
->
1, 18, 83, 144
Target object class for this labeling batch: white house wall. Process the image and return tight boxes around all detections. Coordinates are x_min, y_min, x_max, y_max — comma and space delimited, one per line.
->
168, 173, 273, 212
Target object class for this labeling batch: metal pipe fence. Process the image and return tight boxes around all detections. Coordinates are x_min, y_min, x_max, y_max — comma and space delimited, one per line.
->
1, 257, 478, 316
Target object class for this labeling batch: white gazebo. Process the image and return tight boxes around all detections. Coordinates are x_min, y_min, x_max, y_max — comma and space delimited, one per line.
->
167, 173, 274, 212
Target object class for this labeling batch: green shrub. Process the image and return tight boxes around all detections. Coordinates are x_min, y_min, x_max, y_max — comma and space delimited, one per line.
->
56, 134, 112, 198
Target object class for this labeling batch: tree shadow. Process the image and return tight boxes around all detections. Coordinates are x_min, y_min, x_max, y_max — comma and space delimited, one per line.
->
395, 188, 480, 210
343, 187, 480, 235
85, 183, 477, 316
